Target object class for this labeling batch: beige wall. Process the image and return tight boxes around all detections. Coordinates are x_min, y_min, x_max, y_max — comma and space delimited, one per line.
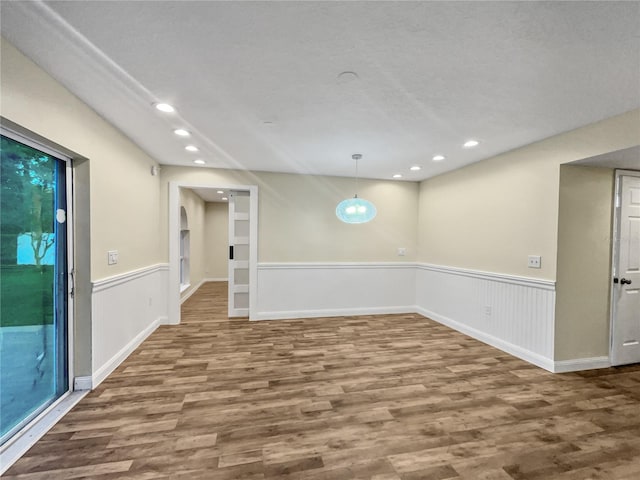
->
160, 168, 420, 263
555, 165, 614, 360
1, 37, 164, 376
179, 188, 206, 298
418, 109, 640, 280
204, 202, 229, 279
0, 38, 163, 280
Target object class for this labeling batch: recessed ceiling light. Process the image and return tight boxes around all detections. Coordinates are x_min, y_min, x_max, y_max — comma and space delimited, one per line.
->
193, 159, 205, 165
432, 155, 445, 161
393, 174, 403, 178
463, 140, 479, 148
217, 190, 224, 194
174, 129, 190, 137
337, 71, 360, 84
154, 103, 175, 113
185, 145, 199, 152
410, 166, 422, 171
221, 197, 228, 201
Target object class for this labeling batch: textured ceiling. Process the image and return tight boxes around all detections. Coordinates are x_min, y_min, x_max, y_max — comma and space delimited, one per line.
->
1, 1, 639, 180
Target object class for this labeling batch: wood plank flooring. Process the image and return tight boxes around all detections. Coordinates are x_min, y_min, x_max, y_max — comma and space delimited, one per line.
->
4, 281, 640, 479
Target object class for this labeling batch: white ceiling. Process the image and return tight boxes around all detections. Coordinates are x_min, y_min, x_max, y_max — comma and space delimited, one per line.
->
190, 187, 229, 204
1, 1, 639, 180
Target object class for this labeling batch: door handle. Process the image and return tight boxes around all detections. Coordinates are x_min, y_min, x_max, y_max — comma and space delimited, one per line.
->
69, 269, 75, 298
620, 278, 632, 285
229, 246, 234, 260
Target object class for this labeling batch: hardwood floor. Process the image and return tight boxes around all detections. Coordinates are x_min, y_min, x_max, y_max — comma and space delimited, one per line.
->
4, 281, 640, 479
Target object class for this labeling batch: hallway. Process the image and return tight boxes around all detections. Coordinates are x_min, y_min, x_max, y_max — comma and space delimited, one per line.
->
4, 281, 640, 479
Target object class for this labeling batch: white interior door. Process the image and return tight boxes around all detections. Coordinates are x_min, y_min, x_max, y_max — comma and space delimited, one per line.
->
228, 190, 250, 317
611, 173, 640, 366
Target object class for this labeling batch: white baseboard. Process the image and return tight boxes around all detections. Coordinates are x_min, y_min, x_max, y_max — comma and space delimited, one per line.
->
415, 306, 555, 372
73, 376, 92, 391
180, 278, 227, 304
253, 305, 415, 321
553, 356, 611, 373
91, 317, 161, 388
180, 278, 206, 304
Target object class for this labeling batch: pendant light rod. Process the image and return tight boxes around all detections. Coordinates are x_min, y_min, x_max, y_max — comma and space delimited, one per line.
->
353, 153, 362, 197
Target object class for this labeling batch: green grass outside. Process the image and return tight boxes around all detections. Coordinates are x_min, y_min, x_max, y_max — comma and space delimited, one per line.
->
1, 265, 54, 327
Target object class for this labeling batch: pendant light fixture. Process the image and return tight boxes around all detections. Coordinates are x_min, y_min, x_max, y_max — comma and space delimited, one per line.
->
336, 154, 377, 224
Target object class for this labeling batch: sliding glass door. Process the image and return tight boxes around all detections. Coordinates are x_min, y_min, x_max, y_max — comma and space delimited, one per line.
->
0, 132, 69, 445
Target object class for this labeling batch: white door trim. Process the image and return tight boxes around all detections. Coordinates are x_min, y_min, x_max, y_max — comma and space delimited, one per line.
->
0, 125, 76, 452
168, 181, 258, 324
610, 169, 640, 365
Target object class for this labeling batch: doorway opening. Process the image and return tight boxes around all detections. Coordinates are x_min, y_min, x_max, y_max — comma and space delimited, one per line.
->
179, 206, 190, 292
168, 182, 258, 324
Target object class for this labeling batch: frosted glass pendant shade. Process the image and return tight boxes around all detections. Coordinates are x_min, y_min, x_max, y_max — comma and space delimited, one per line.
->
336, 196, 377, 224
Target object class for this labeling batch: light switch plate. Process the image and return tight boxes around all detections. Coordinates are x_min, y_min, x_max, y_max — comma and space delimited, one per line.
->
528, 255, 541, 268
108, 250, 118, 265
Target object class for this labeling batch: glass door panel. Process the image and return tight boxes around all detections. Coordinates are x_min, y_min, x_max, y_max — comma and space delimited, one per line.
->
0, 134, 68, 445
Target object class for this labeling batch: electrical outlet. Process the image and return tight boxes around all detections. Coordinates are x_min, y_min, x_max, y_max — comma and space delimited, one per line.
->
483, 306, 492, 316
397, 247, 406, 256
108, 250, 118, 265
528, 255, 541, 269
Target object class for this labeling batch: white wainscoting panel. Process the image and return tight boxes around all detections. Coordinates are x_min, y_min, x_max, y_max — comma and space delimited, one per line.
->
255, 263, 416, 320
180, 278, 205, 304
221, 261, 603, 372
91, 264, 169, 387
415, 264, 556, 371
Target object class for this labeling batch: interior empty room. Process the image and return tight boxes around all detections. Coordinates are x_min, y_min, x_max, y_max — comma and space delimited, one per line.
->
1, 1, 639, 479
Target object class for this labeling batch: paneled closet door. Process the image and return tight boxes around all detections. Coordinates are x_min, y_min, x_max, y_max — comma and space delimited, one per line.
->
228, 190, 250, 317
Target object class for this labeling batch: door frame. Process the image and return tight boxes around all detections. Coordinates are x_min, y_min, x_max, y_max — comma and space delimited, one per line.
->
168, 181, 258, 324
0, 125, 75, 446
609, 169, 640, 365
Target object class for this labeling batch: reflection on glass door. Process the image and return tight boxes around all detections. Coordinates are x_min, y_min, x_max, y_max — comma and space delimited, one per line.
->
0, 133, 69, 445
